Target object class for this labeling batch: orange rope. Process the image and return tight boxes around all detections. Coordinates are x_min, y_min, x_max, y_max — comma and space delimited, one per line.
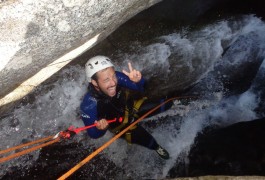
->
0, 136, 54, 155
58, 96, 196, 180
0, 136, 60, 163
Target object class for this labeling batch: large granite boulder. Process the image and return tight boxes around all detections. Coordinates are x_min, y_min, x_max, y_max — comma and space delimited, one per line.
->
0, 0, 161, 100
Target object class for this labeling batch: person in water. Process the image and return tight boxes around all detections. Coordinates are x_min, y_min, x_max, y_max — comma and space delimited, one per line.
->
80, 55, 171, 159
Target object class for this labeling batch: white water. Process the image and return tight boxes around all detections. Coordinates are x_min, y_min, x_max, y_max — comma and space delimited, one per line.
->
1, 15, 265, 179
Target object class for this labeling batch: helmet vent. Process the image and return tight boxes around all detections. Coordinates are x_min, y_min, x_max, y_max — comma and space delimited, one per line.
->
87, 63, 93, 69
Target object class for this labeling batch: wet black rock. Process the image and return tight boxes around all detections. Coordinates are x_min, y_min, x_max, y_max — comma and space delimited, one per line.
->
169, 117, 265, 177
2, 141, 124, 180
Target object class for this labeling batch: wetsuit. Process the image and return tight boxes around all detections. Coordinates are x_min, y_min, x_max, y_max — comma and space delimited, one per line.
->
80, 71, 160, 150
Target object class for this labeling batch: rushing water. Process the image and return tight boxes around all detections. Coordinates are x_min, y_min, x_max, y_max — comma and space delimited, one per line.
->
1, 14, 265, 179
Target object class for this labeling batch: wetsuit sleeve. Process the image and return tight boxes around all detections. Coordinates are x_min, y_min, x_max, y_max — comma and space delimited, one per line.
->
80, 93, 107, 138
116, 71, 145, 92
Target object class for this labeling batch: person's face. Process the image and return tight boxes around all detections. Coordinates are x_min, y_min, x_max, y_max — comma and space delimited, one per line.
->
91, 67, 117, 97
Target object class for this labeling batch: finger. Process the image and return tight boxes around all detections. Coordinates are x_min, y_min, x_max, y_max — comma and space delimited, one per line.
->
133, 69, 138, 77
122, 69, 130, 76
95, 121, 101, 129
102, 119, 108, 128
128, 62, 133, 72
136, 71, 141, 78
103, 119, 108, 126
97, 121, 104, 130
134, 69, 140, 77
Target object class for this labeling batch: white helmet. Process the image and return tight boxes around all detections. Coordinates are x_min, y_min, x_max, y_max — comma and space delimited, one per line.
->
85, 55, 114, 82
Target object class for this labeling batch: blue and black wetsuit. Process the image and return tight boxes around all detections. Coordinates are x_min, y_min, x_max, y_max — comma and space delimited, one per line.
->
80, 71, 170, 150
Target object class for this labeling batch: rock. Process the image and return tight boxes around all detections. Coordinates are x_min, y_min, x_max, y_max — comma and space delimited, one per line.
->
187, 118, 265, 176
1, 141, 124, 179
0, 0, 161, 99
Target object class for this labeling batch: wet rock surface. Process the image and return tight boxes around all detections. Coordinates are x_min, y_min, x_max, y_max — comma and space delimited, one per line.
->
0, 0, 161, 98
2, 141, 124, 180
169, 118, 265, 177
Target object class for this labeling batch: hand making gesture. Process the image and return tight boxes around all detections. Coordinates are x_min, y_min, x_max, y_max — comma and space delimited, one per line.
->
122, 62, 142, 83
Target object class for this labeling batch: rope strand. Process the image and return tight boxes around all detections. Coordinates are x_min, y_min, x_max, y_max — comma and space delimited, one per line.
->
0, 137, 60, 163
0, 136, 54, 155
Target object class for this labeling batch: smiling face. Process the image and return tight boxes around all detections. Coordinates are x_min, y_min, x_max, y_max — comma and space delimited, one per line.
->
91, 67, 117, 97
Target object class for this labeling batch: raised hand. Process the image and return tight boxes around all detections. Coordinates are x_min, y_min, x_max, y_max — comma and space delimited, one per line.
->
122, 62, 142, 83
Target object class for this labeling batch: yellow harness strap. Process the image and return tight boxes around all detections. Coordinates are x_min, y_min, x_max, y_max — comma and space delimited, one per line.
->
132, 97, 147, 119
124, 96, 147, 144
110, 91, 147, 143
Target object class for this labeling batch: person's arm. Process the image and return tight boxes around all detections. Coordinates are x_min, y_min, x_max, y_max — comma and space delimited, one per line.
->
80, 93, 107, 138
